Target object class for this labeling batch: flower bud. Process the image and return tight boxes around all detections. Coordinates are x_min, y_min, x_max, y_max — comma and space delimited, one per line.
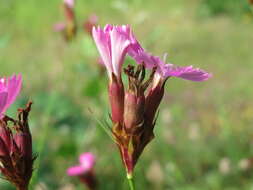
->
0, 102, 35, 190
109, 74, 124, 124
14, 132, 32, 158
123, 91, 144, 132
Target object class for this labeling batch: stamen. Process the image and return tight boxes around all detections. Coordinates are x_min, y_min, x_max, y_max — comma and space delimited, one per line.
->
142, 67, 157, 90
134, 64, 143, 79
124, 64, 157, 92
139, 64, 145, 83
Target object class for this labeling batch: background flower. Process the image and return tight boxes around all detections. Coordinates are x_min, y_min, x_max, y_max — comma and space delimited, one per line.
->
0, 75, 22, 117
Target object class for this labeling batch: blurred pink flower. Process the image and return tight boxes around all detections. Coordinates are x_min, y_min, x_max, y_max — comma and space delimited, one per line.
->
54, 0, 76, 41
64, 0, 75, 8
67, 152, 95, 176
84, 14, 98, 36
63, 0, 75, 22
67, 153, 97, 190
0, 74, 22, 118
53, 22, 66, 32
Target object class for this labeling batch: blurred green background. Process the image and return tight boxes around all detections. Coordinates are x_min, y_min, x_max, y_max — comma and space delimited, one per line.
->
1, 0, 253, 189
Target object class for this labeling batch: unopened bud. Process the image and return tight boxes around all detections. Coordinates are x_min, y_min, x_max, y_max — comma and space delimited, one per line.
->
14, 132, 32, 158
124, 91, 144, 131
0, 102, 35, 190
109, 74, 124, 124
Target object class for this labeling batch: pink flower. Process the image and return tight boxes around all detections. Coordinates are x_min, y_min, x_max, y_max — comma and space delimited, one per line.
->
54, 0, 77, 41
64, 0, 75, 9
53, 22, 66, 32
92, 24, 212, 177
67, 152, 95, 176
92, 25, 153, 123
0, 74, 22, 118
67, 153, 97, 190
92, 25, 132, 80
84, 14, 98, 36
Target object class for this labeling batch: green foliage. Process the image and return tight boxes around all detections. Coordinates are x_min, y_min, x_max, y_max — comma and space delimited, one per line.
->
199, 0, 252, 17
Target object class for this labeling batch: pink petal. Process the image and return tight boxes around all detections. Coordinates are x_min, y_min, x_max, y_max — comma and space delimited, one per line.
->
110, 26, 131, 77
79, 152, 95, 171
6, 74, 22, 105
64, 0, 75, 8
92, 26, 113, 76
0, 77, 7, 92
93, 24, 158, 78
93, 25, 132, 78
67, 165, 85, 176
155, 55, 212, 82
164, 65, 212, 81
0, 92, 8, 117
0, 74, 22, 115
127, 30, 157, 69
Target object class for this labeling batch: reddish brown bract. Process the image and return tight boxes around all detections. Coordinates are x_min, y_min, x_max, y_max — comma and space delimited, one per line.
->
0, 102, 35, 190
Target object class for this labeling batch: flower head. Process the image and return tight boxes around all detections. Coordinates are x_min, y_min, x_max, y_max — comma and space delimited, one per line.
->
54, 0, 77, 41
93, 24, 212, 177
53, 22, 66, 32
84, 14, 98, 36
67, 152, 95, 176
92, 25, 153, 124
64, 0, 75, 8
0, 74, 22, 118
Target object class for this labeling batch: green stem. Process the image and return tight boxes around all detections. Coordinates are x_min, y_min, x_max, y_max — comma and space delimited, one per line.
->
127, 173, 135, 190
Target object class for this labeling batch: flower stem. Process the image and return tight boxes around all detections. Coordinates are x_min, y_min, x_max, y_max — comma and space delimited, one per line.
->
127, 173, 135, 190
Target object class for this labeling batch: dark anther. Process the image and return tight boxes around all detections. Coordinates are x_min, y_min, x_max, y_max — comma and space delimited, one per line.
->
124, 65, 135, 78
